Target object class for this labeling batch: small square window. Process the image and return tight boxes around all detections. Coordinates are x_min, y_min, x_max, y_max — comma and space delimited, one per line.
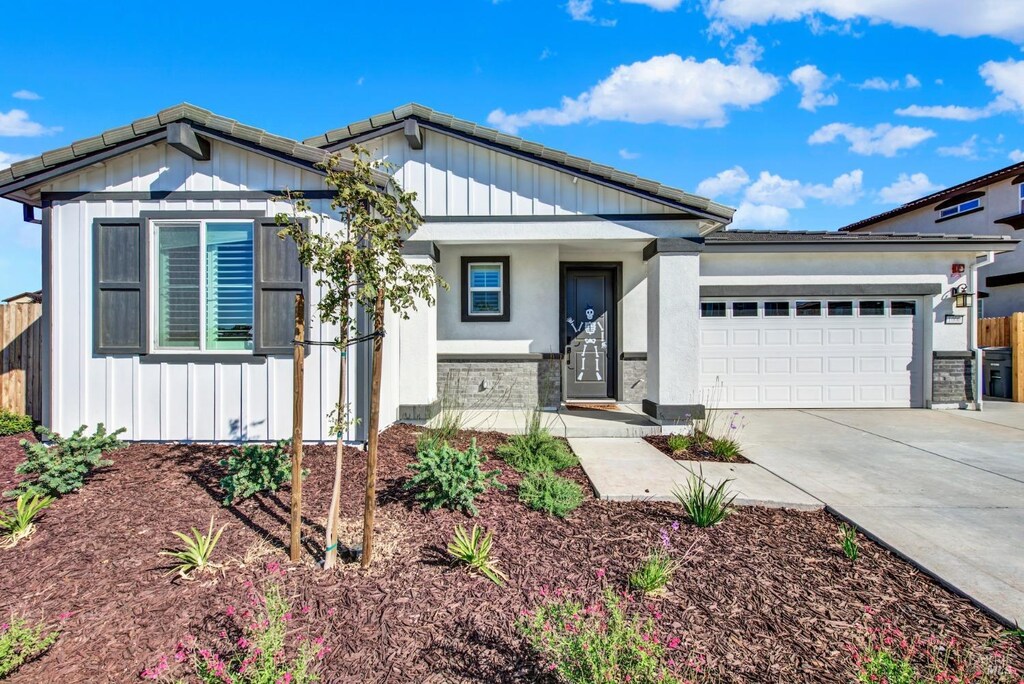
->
860, 300, 885, 316
796, 301, 821, 317
700, 302, 726, 318
891, 300, 916, 316
764, 301, 790, 317
828, 301, 853, 316
462, 257, 510, 322
732, 302, 758, 317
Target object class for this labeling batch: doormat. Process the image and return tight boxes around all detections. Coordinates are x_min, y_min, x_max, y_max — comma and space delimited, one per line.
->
565, 403, 620, 411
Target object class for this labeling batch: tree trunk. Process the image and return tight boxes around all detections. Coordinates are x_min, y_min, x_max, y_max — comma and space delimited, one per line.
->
361, 289, 386, 568
290, 292, 305, 563
323, 328, 348, 570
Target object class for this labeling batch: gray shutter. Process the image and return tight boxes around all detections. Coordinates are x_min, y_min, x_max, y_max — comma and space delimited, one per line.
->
254, 217, 308, 355
93, 218, 147, 354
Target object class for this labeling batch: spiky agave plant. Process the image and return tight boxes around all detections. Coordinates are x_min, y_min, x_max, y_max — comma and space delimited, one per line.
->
159, 516, 227, 578
447, 524, 508, 586
0, 493, 54, 547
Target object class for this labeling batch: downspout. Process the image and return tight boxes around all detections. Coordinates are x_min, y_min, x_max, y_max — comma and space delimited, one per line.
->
971, 251, 996, 411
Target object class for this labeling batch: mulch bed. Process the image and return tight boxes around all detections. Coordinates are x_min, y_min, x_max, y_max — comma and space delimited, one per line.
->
0, 426, 1020, 682
645, 433, 752, 463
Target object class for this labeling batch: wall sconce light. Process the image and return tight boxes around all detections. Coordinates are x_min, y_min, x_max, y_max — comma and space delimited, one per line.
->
951, 284, 974, 308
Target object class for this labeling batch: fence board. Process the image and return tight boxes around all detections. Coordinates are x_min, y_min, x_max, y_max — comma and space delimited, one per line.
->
0, 302, 42, 420
979, 316, 1012, 348
979, 313, 1024, 403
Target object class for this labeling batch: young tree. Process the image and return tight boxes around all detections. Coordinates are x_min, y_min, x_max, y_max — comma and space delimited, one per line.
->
277, 145, 444, 568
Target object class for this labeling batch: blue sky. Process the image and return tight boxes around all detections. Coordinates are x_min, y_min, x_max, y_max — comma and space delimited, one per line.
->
1, 0, 1023, 295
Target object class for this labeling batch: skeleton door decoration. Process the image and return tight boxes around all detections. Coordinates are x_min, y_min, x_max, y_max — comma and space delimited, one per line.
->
564, 268, 616, 400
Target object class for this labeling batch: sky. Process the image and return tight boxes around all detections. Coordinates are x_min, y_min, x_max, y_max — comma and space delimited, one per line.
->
1, 0, 1023, 296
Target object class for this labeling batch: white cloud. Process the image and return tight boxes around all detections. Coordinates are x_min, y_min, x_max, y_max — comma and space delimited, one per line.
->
808, 122, 935, 157
620, 0, 682, 9
858, 77, 899, 91
731, 202, 791, 229
539, 48, 555, 60
878, 172, 944, 204
567, 0, 617, 25
696, 165, 751, 198
618, 148, 641, 159
895, 103, 996, 121
1010, 149, 1024, 163
0, 151, 29, 169
702, 0, 1024, 44
789, 65, 838, 111
487, 54, 781, 133
936, 135, 979, 158
12, 90, 41, 101
897, 58, 1024, 122
0, 109, 60, 137
732, 35, 763, 65
905, 74, 921, 88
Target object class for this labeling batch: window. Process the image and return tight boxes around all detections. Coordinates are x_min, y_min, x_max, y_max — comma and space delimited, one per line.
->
154, 221, 254, 352
1019, 184, 1024, 213
700, 302, 726, 317
732, 302, 758, 317
938, 197, 981, 219
796, 301, 821, 317
860, 300, 885, 316
461, 256, 510, 322
828, 301, 853, 316
764, 301, 790, 317
891, 300, 917, 316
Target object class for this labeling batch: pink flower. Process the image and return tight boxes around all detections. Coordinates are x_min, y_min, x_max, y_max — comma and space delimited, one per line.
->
595, 569, 606, 579
327, 607, 336, 617
0, 623, 8, 632
238, 637, 250, 649
225, 605, 236, 617
282, 612, 293, 622
58, 611, 72, 621
276, 673, 293, 684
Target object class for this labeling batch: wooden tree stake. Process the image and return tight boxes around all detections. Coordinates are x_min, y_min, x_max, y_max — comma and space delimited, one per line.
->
361, 290, 386, 568
290, 292, 305, 563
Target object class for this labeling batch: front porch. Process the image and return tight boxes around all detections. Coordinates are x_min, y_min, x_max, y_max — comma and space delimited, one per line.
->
433, 403, 663, 438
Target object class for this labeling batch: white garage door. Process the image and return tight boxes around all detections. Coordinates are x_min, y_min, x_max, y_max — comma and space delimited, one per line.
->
699, 297, 923, 408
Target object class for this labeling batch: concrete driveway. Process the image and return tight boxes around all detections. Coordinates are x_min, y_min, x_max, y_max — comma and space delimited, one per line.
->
740, 402, 1024, 626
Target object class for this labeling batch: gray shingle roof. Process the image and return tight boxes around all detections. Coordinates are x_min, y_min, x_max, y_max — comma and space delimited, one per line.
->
303, 103, 735, 222
0, 103, 380, 193
707, 230, 1019, 245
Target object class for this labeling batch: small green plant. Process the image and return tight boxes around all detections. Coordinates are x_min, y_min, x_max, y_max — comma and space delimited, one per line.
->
840, 522, 860, 562
709, 437, 741, 461
0, 493, 54, 548
1003, 621, 1024, 649
404, 438, 505, 516
857, 648, 916, 684
0, 409, 33, 437
219, 439, 303, 506
629, 549, 679, 595
519, 588, 704, 683
497, 408, 577, 473
518, 472, 583, 518
159, 516, 226, 578
0, 616, 60, 678
665, 434, 693, 454
672, 469, 736, 528
447, 524, 508, 586
414, 430, 440, 454
6, 424, 126, 499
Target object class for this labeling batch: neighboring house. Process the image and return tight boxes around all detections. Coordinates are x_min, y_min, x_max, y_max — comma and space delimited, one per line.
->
842, 162, 1024, 318
0, 103, 1016, 443
3, 290, 42, 304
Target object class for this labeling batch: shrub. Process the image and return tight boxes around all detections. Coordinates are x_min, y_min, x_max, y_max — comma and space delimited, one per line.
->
672, 470, 736, 528
840, 522, 859, 562
447, 524, 508, 586
0, 410, 33, 437
140, 580, 325, 682
709, 437, 741, 461
629, 549, 679, 595
159, 516, 226, 579
404, 439, 505, 516
6, 424, 125, 499
518, 588, 705, 684
219, 439, 302, 506
0, 493, 53, 548
665, 434, 693, 454
518, 472, 583, 518
0, 617, 60, 678
497, 410, 577, 473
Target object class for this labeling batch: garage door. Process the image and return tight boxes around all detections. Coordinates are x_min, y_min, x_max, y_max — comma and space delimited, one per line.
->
699, 297, 923, 408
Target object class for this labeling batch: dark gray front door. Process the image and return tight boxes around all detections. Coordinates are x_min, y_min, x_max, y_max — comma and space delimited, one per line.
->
564, 268, 615, 400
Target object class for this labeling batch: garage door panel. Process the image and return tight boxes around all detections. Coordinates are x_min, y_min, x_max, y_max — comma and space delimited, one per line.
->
859, 356, 886, 373
764, 357, 791, 374
733, 329, 759, 345
859, 328, 887, 344
827, 329, 855, 345
764, 329, 791, 345
702, 357, 728, 375
827, 356, 855, 373
701, 329, 728, 346
891, 328, 914, 345
795, 357, 823, 374
795, 329, 823, 345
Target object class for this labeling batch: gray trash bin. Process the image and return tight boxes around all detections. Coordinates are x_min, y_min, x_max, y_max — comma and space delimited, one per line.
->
983, 347, 1013, 399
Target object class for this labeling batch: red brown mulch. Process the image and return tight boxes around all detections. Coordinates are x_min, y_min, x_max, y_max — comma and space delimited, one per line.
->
644, 433, 752, 463
0, 430, 34, 494
0, 426, 1020, 683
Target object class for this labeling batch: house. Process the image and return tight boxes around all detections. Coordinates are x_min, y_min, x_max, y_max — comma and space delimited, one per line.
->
841, 162, 1024, 318
0, 103, 1017, 442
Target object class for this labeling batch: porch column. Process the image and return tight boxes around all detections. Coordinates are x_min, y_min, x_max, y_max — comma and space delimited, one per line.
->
396, 244, 439, 422
643, 239, 703, 425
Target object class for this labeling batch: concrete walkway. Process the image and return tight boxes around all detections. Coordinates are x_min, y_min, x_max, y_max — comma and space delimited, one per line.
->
459, 404, 661, 438
740, 403, 1024, 626
570, 437, 821, 510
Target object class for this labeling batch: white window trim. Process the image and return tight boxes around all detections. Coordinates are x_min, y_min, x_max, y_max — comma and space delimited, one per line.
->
938, 197, 982, 219
467, 261, 505, 317
148, 219, 255, 355
1018, 184, 1023, 213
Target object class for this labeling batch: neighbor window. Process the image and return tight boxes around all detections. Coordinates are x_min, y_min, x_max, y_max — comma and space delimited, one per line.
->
461, 256, 510, 322
764, 301, 790, 317
891, 300, 917, 316
938, 197, 981, 219
860, 300, 885, 316
732, 302, 758, 317
700, 302, 726, 317
154, 221, 254, 352
828, 301, 853, 316
796, 301, 821, 317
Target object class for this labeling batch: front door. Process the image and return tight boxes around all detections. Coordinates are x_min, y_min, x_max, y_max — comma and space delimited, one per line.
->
563, 267, 616, 400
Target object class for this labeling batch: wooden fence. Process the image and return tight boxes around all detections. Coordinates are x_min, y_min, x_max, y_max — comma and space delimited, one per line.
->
0, 302, 43, 420
978, 312, 1024, 402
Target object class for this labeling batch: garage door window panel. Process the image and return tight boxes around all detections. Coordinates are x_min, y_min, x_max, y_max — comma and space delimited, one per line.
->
828, 301, 853, 316
891, 301, 916, 316
796, 301, 821, 317
764, 302, 790, 317
700, 302, 726, 318
732, 302, 758, 317
860, 301, 885, 316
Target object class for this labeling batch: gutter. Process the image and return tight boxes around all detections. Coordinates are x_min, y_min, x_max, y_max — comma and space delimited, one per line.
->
972, 251, 996, 411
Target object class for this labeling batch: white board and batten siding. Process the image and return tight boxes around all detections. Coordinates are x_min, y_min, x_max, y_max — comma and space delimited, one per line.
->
44, 140, 354, 442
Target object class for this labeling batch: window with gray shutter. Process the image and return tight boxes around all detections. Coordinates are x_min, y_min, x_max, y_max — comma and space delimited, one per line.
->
254, 217, 308, 355
93, 218, 147, 354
